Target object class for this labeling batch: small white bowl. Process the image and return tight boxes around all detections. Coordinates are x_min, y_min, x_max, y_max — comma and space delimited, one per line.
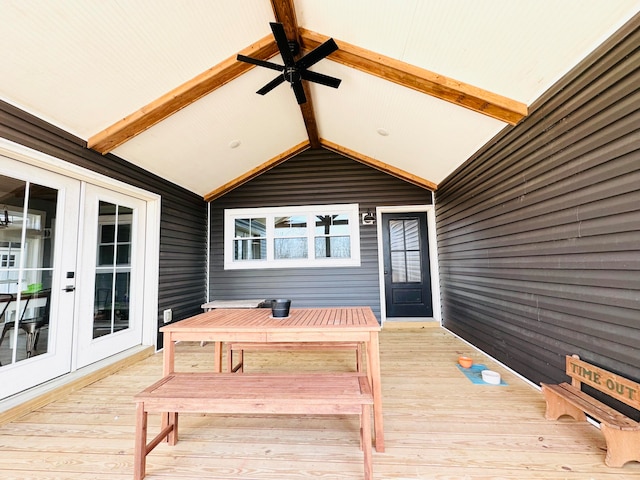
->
481, 369, 501, 385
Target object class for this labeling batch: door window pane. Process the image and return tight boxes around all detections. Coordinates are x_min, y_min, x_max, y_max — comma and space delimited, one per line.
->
92, 201, 131, 338
389, 219, 422, 284
0, 176, 56, 366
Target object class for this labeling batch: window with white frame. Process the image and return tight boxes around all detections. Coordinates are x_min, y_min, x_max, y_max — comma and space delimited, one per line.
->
224, 204, 361, 269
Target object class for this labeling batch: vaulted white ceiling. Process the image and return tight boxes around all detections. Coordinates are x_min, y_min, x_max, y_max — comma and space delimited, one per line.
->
1, 1, 638, 197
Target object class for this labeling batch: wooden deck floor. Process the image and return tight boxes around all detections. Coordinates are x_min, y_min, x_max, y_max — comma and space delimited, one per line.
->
1, 325, 639, 479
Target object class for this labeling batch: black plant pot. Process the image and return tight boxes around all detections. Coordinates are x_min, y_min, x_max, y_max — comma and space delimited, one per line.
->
271, 299, 291, 318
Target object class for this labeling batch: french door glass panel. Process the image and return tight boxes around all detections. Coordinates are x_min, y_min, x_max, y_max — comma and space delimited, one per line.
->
0, 160, 79, 399
75, 185, 145, 369
93, 202, 132, 339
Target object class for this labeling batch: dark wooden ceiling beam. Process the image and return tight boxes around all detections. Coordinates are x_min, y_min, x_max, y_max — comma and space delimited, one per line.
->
299, 29, 528, 125
271, 0, 320, 148
88, 4, 526, 156
88, 35, 279, 154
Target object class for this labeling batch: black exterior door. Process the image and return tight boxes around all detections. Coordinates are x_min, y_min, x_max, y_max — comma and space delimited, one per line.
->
382, 212, 432, 317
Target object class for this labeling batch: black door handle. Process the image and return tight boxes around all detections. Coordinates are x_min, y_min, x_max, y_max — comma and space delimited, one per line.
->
63, 286, 75, 292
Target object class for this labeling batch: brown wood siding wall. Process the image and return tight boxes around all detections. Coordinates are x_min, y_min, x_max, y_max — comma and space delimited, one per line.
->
209, 149, 431, 320
0, 100, 207, 348
435, 16, 640, 415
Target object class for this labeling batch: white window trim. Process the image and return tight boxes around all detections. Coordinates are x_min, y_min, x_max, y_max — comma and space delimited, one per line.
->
224, 204, 361, 270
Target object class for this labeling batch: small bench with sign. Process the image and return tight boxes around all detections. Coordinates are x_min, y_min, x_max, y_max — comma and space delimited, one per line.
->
540, 354, 640, 467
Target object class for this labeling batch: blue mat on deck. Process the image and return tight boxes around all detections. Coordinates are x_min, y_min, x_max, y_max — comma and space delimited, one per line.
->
457, 363, 507, 386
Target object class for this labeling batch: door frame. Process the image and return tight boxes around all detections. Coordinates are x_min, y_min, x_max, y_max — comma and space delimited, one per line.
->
0, 138, 160, 356
375, 204, 441, 325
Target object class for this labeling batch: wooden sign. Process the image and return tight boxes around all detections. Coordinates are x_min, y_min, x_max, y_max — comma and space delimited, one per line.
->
566, 355, 640, 410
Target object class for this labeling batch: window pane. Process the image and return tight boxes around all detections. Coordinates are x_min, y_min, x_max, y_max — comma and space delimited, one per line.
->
315, 214, 349, 235
391, 252, 406, 282
116, 244, 130, 265
98, 245, 114, 265
117, 223, 131, 243
389, 220, 405, 250
234, 239, 266, 260
93, 272, 113, 338
275, 216, 307, 236
113, 271, 130, 332
101, 224, 115, 243
93, 201, 133, 339
404, 219, 420, 250
315, 236, 351, 258
406, 251, 421, 282
235, 218, 266, 238
275, 237, 308, 259
0, 177, 56, 365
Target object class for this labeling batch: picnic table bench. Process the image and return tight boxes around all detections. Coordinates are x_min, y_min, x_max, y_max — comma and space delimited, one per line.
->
541, 354, 640, 467
134, 372, 374, 479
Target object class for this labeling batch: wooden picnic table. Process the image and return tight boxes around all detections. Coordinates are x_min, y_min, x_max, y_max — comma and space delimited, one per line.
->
160, 306, 385, 452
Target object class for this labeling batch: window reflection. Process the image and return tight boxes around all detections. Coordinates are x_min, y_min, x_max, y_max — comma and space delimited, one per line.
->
225, 204, 360, 269
274, 216, 307, 259
93, 202, 131, 338
390, 219, 422, 283
234, 218, 266, 260
0, 175, 56, 366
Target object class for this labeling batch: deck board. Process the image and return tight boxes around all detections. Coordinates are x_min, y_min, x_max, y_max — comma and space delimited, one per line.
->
1, 326, 639, 478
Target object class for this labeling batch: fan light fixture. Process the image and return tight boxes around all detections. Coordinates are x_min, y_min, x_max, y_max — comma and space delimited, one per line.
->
362, 210, 376, 225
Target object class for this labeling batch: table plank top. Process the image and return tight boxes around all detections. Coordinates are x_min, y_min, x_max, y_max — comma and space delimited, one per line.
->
160, 306, 380, 333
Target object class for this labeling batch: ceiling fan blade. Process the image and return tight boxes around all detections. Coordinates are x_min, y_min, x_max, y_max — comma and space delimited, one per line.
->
237, 54, 283, 72
256, 75, 286, 95
296, 38, 338, 70
270, 22, 296, 67
300, 70, 342, 89
292, 81, 307, 104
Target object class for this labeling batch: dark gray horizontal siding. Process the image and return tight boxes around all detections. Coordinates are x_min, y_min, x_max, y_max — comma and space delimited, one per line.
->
435, 15, 640, 418
0, 100, 208, 348
210, 149, 431, 320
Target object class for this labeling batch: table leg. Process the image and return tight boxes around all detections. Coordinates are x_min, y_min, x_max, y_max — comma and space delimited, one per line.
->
163, 334, 175, 376
367, 331, 385, 452
214, 341, 223, 373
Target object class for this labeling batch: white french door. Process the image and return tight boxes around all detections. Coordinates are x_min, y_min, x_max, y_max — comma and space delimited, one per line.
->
0, 157, 80, 399
74, 184, 146, 369
1, 143, 156, 400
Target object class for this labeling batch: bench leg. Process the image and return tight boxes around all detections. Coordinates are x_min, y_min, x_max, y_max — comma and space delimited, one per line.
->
134, 402, 148, 480
168, 412, 179, 445
362, 404, 373, 480
237, 349, 244, 373
541, 384, 587, 421
135, 407, 178, 479
600, 424, 640, 467
226, 342, 232, 372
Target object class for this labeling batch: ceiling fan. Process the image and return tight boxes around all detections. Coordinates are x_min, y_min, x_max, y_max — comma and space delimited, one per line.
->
237, 22, 341, 104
